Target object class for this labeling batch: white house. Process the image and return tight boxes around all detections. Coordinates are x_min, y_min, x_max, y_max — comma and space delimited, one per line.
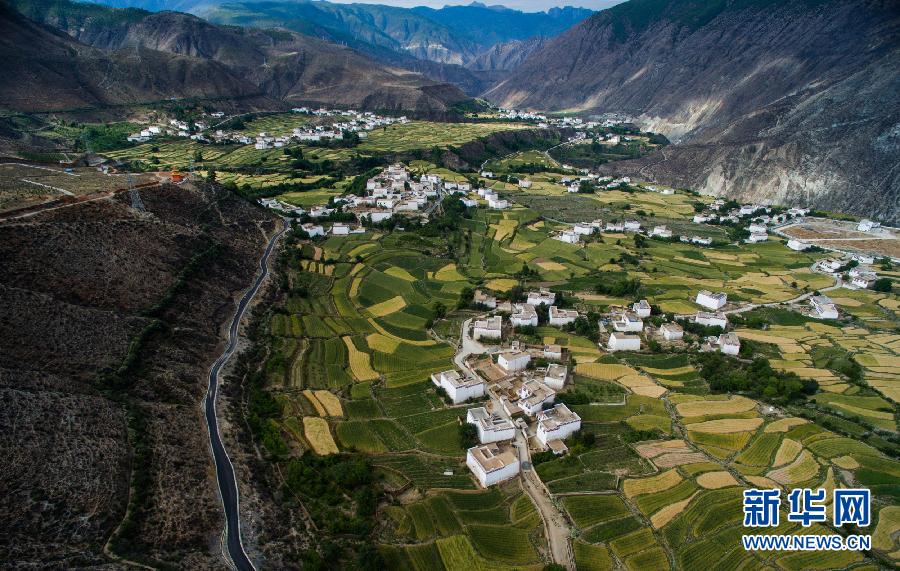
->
605, 222, 625, 232
573, 223, 595, 236
466, 407, 516, 444
851, 274, 877, 289
748, 223, 768, 234
693, 214, 711, 223
473, 289, 497, 309
518, 179, 532, 188
746, 232, 768, 244
651, 225, 673, 238
556, 230, 581, 244
536, 404, 582, 446
480, 171, 494, 178
511, 304, 538, 327
623, 220, 642, 232
695, 311, 728, 328
461, 198, 478, 207
659, 322, 684, 341
301, 223, 325, 237
498, 351, 531, 372
488, 197, 508, 209
467, 443, 519, 487
527, 289, 556, 306
543, 345, 563, 362
787, 239, 811, 251
543, 364, 568, 390
696, 290, 727, 310
810, 295, 839, 320
851, 253, 875, 265
549, 306, 578, 326
513, 379, 555, 416
473, 316, 503, 341
691, 236, 713, 246
431, 369, 485, 404
632, 300, 652, 318
612, 312, 644, 333
718, 333, 741, 355
857, 219, 879, 232
608, 332, 641, 351
331, 223, 351, 235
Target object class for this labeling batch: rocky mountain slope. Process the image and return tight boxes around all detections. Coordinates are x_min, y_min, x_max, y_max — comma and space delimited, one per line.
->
486, 0, 900, 221
0, 2, 260, 113
8, 0, 470, 114
0, 182, 276, 567
95, 0, 592, 69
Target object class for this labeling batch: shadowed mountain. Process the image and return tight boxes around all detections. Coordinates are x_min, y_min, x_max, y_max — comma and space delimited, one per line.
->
485, 0, 900, 220
10, 0, 471, 114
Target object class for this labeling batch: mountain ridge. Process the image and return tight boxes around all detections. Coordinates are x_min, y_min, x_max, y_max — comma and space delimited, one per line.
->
485, 0, 900, 220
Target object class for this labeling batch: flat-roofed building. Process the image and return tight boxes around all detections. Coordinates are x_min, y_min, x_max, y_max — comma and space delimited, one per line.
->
511, 303, 538, 327
632, 299, 652, 318
718, 333, 741, 355
430, 369, 485, 404
498, 351, 531, 372
544, 344, 563, 360
473, 315, 502, 340
536, 403, 582, 446
543, 364, 568, 390
659, 322, 684, 341
612, 311, 644, 333
696, 290, 728, 310
549, 306, 578, 326
527, 289, 556, 306
466, 443, 520, 487
466, 407, 516, 443
608, 332, 641, 351
810, 295, 839, 319
514, 378, 555, 416
695, 311, 728, 328
473, 289, 497, 309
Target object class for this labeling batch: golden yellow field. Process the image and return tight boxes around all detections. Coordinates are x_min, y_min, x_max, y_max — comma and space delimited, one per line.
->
767, 450, 820, 485
366, 332, 400, 353
772, 438, 802, 467
575, 363, 638, 380
367, 318, 436, 346
485, 278, 518, 292
624, 469, 682, 498
676, 396, 756, 418
303, 417, 339, 455
303, 389, 327, 416
343, 336, 380, 381
764, 418, 808, 433
696, 471, 739, 489
434, 263, 465, 281
313, 390, 343, 417
367, 295, 407, 317
687, 418, 763, 434
650, 492, 698, 529
491, 219, 518, 241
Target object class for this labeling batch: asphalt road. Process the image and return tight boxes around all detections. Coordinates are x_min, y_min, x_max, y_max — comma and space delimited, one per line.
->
204, 220, 285, 571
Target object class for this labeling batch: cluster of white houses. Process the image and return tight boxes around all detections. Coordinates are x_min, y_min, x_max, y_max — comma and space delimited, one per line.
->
128, 107, 407, 148
552, 217, 708, 246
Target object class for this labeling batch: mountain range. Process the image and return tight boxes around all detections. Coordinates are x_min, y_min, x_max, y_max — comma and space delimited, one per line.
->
5, 0, 471, 114
3, 0, 899, 218
486, 0, 900, 220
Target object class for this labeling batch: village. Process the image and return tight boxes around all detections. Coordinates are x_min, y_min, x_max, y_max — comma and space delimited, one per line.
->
126, 107, 409, 147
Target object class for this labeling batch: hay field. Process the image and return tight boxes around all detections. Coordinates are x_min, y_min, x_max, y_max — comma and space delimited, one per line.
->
368, 295, 407, 317
343, 336, 380, 381
303, 417, 339, 455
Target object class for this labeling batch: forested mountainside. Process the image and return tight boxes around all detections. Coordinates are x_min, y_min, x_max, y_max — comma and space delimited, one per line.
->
486, 0, 900, 221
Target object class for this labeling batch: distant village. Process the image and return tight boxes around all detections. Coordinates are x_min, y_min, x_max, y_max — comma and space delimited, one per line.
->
127, 107, 409, 147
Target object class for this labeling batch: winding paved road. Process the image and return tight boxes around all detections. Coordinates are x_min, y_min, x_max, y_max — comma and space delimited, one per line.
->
204, 220, 286, 571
